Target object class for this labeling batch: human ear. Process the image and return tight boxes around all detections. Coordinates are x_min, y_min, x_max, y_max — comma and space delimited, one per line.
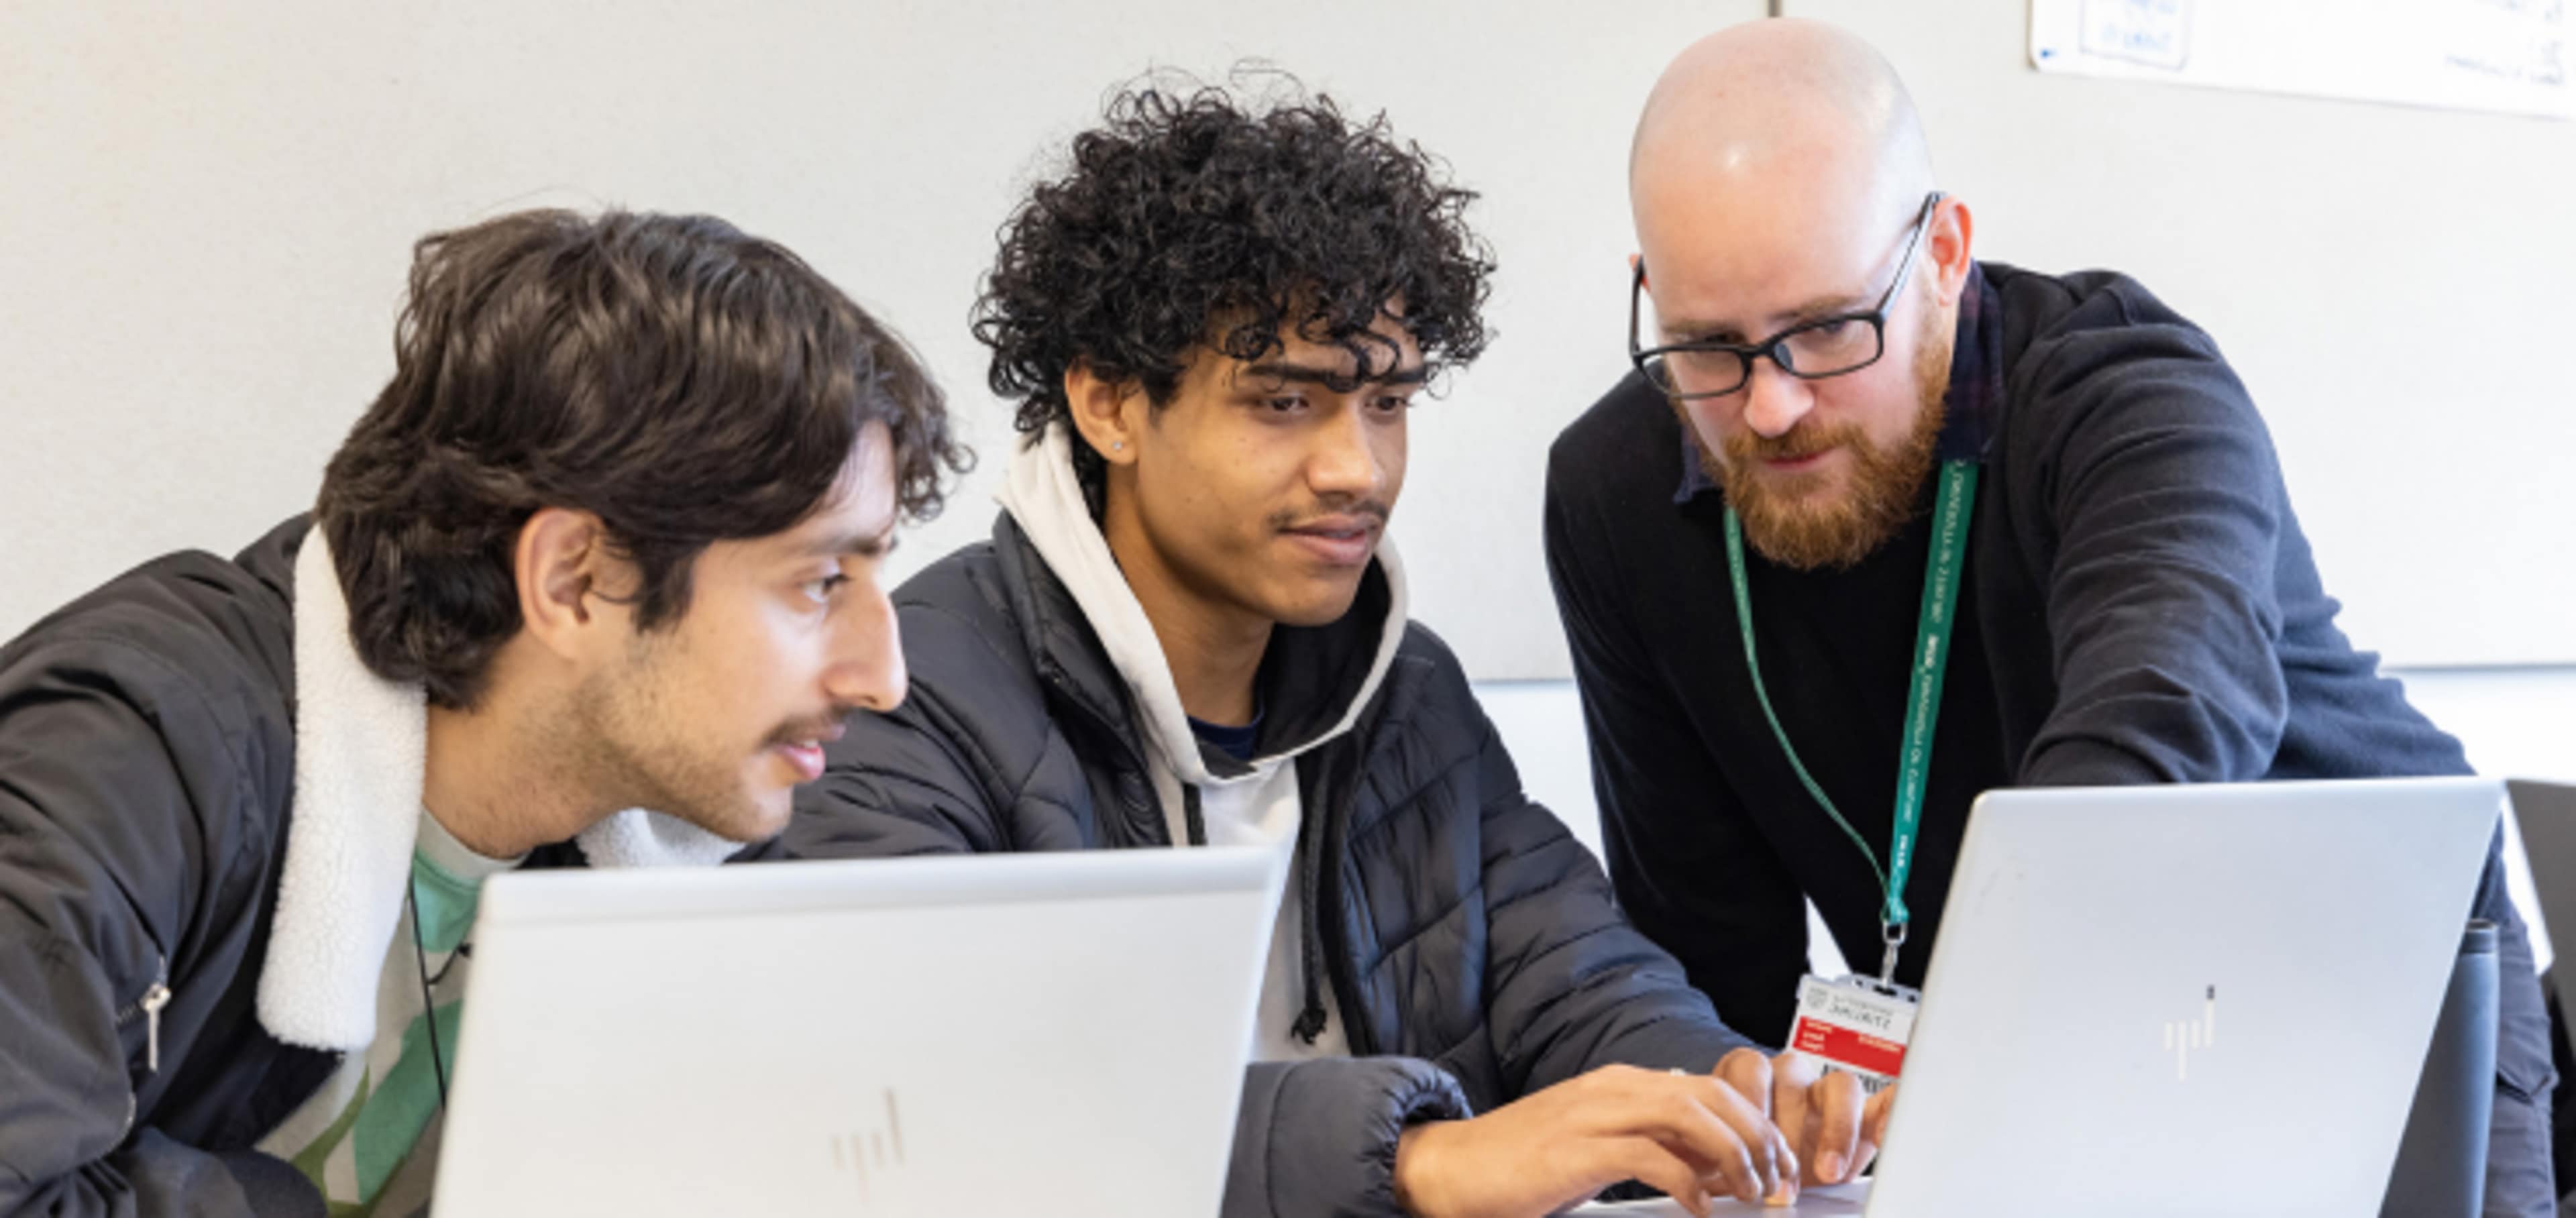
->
513, 508, 623, 660
1062, 361, 1147, 468
1926, 197, 1976, 307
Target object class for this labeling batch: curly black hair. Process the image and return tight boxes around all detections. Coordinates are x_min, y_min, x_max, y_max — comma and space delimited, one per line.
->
973, 71, 1495, 504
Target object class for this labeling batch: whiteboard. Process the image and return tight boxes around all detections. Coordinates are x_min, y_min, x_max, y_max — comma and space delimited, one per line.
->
0, 0, 1759, 679
2031, 0, 2572, 118
1782, 0, 2576, 668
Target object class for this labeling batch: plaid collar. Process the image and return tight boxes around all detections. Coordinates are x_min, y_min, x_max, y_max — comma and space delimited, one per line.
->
1675, 262, 2000, 505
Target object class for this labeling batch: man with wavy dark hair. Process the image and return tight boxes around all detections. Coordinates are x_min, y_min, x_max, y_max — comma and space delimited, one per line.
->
0, 209, 961, 1216
791, 79, 1834, 1217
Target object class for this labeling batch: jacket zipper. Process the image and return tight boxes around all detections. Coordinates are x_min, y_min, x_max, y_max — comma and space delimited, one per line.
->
112, 952, 173, 1074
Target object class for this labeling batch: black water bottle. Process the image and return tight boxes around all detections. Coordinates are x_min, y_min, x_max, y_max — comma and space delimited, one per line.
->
2380, 920, 2500, 1217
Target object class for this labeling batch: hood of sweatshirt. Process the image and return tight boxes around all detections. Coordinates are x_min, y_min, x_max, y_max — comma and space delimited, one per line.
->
993, 421, 1409, 795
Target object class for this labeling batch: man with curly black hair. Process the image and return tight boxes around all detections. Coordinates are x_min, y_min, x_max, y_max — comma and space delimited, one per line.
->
790, 78, 1842, 1217
0, 209, 960, 1216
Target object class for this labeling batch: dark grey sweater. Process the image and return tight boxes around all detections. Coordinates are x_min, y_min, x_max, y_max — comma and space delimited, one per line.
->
1544, 262, 2555, 1215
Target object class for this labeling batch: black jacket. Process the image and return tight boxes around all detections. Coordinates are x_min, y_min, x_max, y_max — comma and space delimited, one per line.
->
0, 520, 341, 1216
0, 518, 622, 1217
1546, 262, 2556, 1215
787, 515, 1756, 1217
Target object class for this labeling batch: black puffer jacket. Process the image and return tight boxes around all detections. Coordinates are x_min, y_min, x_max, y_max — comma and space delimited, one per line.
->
786, 515, 1756, 1217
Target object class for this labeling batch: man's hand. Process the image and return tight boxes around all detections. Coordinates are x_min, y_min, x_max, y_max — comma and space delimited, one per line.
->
1714, 1048, 1896, 1187
1391, 1063, 1796, 1217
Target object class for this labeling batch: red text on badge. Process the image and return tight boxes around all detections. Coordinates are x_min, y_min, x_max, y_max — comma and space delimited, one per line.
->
1791, 1015, 1909, 1076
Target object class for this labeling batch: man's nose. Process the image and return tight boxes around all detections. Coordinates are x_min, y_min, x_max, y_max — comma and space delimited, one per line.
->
1739, 358, 1815, 439
825, 582, 908, 714
1306, 401, 1387, 500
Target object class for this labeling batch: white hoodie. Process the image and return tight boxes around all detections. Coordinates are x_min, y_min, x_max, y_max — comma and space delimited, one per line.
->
995, 424, 1409, 1060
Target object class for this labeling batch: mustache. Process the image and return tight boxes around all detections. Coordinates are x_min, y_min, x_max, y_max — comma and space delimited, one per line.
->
1724, 420, 1869, 465
1271, 502, 1393, 531
764, 709, 859, 748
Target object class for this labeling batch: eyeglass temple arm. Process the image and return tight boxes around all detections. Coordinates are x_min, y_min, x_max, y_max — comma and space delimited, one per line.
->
1878, 191, 1947, 312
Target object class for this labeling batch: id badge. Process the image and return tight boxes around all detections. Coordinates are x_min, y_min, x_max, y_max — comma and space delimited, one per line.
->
1788, 975, 1919, 1095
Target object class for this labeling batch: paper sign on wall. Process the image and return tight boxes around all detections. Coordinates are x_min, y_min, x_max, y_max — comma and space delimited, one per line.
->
2031, 0, 2570, 119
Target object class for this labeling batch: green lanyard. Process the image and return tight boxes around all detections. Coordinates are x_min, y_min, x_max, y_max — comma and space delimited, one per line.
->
1723, 459, 1978, 986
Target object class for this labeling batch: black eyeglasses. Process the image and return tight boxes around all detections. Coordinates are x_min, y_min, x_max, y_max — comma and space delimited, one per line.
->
1629, 192, 1945, 400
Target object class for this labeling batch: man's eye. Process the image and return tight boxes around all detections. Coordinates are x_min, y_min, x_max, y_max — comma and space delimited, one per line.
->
803, 575, 849, 604
1265, 396, 1304, 412
1371, 394, 1413, 414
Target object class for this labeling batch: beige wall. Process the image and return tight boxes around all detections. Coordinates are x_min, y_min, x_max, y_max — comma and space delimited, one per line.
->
0, 0, 1760, 678
5, 2, 2570, 676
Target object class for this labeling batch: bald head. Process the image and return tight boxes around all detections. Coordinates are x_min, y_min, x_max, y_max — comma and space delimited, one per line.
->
1632, 18, 1932, 233
1628, 21, 1974, 571
1627, 18, 1955, 359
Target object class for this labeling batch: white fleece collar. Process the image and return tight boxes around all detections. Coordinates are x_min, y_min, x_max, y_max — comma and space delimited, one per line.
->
992, 423, 1410, 790
258, 533, 740, 1051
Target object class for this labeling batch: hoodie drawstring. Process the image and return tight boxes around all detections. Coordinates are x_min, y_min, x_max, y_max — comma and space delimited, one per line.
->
1179, 783, 1208, 847
1289, 780, 1331, 1045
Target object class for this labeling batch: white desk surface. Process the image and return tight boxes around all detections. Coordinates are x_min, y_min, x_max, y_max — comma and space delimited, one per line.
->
1567, 1181, 1870, 1216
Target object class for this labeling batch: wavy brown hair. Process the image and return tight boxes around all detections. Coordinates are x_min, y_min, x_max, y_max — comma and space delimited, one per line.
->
317, 209, 964, 710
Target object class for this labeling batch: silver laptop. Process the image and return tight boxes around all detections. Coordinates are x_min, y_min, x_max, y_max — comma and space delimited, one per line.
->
429, 846, 1283, 1217
1576, 777, 2504, 1218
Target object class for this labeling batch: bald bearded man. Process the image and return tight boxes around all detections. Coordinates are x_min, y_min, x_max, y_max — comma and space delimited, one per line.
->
1545, 18, 2554, 1212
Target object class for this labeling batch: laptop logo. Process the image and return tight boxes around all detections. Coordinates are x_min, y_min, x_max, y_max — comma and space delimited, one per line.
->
828, 1088, 908, 1203
2161, 985, 2218, 1081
